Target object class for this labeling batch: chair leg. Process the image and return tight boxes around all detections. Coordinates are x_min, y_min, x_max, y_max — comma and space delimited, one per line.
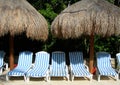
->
90, 74, 93, 81
6, 75, 9, 81
26, 77, 30, 82
5, 63, 8, 70
67, 74, 69, 81
24, 75, 27, 82
96, 69, 100, 82
71, 75, 74, 82
115, 74, 119, 81
70, 72, 73, 81
98, 75, 100, 82
45, 70, 50, 82
46, 75, 49, 82
0, 69, 2, 74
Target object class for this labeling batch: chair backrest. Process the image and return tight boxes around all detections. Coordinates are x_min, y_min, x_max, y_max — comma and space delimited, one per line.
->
96, 52, 112, 68
69, 51, 84, 66
34, 51, 50, 68
0, 51, 5, 67
51, 51, 66, 68
116, 53, 120, 64
17, 51, 33, 68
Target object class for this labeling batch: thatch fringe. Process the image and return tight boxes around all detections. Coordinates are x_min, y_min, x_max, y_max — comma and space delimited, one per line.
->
51, 0, 120, 39
0, 0, 48, 41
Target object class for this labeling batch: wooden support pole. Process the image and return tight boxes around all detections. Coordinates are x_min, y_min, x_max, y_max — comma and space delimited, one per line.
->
89, 32, 94, 73
9, 36, 14, 70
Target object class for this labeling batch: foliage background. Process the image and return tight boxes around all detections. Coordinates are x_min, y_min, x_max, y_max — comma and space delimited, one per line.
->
25, 0, 120, 58
1, 0, 120, 64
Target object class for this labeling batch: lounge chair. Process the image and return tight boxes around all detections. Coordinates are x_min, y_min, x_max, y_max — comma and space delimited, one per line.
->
116, 53, 120, 73
96, 52, 118, 81
50, 51, 69, 81
26, 51, 50, 82
0, 51, 8, 74
6, 51, 33, 81
69, 51, 92, 81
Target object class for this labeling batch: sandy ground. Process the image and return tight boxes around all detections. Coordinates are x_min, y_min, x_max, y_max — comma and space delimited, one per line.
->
0, 69, 120, 85
0, 76, 120, 85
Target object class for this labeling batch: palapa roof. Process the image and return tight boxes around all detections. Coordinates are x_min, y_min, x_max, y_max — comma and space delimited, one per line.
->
51, 0, 120, 39
0, 0, 48, 41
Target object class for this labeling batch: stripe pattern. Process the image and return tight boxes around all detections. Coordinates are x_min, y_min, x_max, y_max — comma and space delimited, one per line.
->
116, 53, 120, 72
0, 51, 5, 68
0, 51, 5, 74
26, 51, 50, 77
50, 51, 69, 78
96, 52, 118, 81
69, 51, 92, 81
8, 51, 33, 76
96, 52, 117, 75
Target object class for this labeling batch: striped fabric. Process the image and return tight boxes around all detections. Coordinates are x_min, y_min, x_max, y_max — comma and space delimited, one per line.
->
50, 51, 69, 80
116, 53, 120, 73
96, 52, 118, 81
0, 51, 8, 74
26, 51, 50, 82
69, 51, 92, 81
0, 51, 5, 67
6, 51, 33, 81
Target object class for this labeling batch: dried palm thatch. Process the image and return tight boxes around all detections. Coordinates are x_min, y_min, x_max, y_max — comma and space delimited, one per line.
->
0, 0, 48, 41
0, 0, 48, 70
51, 0, 120, 39
51, 0, 120, 73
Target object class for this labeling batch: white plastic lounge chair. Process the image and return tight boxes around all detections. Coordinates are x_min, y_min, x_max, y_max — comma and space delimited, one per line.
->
26, 51, 50, 82
96, 52, 118, 81
69, 51, 92, 81
6, 51, 33, 81
50, 51, 69, 81
0, 51, 8, 74
116, 53, 120, 73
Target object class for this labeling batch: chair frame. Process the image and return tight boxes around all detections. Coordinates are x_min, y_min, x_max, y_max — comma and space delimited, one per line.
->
96, 52, 118, 82
26, 51, 50, 82
50, 51, 69, 81
69, 51, 92, 81
0, 51, 8, 75
6, 51, 33, 81
116, 53, 120, 74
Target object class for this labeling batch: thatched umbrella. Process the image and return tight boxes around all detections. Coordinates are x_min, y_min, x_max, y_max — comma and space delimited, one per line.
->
51, 0, 120, 73
0, 0, 48, 70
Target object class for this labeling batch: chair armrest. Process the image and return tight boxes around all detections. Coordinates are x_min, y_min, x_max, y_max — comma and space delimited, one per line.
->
84, 64, 89, 71
65, 65, 68, 69
48, 65, 50, 69
49, 65, 52, 72
70, 65, 73, 70
118, 69, 120, 73
65, 65, 68, 68
69, 65, 73, 73
65, 65, 68, 71
69, 65, 72, 71
3, 62, 8, 70
115, 69, 119, 73
31, 63, 35, 69
25, 63, 34, 74
116, 62, 120, 70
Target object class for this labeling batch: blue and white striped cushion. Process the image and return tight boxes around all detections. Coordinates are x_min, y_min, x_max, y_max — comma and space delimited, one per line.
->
0, 51, 5, 68
116, 53, 120, 69
8, 51, 33, 76
69, 52, 91, 76
50, 51, 67, 77
26, 51, 50, 77
96, 52, 117, 76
